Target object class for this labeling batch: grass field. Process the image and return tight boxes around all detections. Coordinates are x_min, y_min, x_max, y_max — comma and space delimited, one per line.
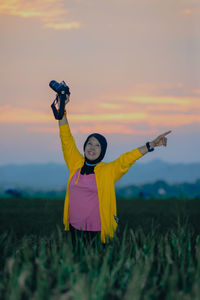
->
1, 197, 200, 299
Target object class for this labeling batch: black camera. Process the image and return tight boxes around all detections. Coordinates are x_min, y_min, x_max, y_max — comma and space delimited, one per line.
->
49, 80, 70, 120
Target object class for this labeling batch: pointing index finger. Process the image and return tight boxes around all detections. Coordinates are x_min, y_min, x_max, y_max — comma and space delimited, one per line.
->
162, 130, 172, 137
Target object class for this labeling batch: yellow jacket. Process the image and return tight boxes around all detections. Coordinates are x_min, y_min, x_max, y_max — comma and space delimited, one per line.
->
59, 123, 144, 243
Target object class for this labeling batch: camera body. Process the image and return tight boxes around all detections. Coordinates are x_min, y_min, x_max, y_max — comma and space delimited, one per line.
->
49, 80, 70, 120
49, 80, 70, 96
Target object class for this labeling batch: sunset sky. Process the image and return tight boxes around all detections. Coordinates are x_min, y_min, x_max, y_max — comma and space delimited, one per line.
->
0, 0, 199, 165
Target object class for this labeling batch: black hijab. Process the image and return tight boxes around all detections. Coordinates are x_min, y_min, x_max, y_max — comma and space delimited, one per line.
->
81, 133, 107, 175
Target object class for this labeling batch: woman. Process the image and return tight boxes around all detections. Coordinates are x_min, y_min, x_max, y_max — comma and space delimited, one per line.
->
57, 94, 172, 248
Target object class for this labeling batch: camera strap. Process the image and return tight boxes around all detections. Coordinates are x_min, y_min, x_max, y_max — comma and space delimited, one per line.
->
51, 92, 66, 120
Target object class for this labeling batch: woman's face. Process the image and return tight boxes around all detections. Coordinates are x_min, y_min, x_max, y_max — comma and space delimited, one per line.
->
84, 136, 101, 161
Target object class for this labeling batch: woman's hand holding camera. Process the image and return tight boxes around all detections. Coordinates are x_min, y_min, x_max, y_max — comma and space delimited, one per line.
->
57, 94, 70, 112
57, 94, 70, 125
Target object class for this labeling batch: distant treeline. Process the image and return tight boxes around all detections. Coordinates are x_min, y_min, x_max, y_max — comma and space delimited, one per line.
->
116, 179, 200, 200
1, 179, 200, 200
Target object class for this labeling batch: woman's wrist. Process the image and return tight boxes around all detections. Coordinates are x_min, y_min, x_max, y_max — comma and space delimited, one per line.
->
139, 141, 156, 155
138, 145, 148, 155
58, 111, 68, 125
149, 141, 155, 148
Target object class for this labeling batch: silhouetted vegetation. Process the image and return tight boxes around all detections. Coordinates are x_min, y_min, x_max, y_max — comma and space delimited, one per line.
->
1, 196, 200, 299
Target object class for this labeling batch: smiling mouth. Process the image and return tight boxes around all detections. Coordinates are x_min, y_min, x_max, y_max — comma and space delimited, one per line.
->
88, 151, 95, 156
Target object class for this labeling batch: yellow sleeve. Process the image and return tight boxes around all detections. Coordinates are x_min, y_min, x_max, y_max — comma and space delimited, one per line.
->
59, 123, 84, 172
108, 148, 144, 183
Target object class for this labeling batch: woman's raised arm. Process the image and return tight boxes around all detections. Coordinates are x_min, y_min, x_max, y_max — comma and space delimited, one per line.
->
58, 95, 84, 172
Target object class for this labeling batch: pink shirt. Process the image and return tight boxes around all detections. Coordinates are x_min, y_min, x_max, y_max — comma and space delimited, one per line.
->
68, 168, 101, 231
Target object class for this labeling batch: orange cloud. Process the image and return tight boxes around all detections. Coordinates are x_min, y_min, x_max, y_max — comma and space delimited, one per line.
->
0, 105, 53, 123
181, 8, 192, 15
180, 8, 200, 15
105, 96, 191, 105
0, 0, 81, 30
99, 103, 122, 110
69, 112, 147, 122
1, 95, 199, 134
147, 113, 200, 127
126, 82, 184, 96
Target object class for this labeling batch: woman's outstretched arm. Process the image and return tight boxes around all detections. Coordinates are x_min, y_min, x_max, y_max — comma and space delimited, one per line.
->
108, 130, 172, 182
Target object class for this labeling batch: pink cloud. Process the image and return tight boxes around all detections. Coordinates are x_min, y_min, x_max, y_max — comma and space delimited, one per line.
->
26, 127, 58, 133
192, 90, 200, 95
44, 22, 80, 30
79, 124, 157, 135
